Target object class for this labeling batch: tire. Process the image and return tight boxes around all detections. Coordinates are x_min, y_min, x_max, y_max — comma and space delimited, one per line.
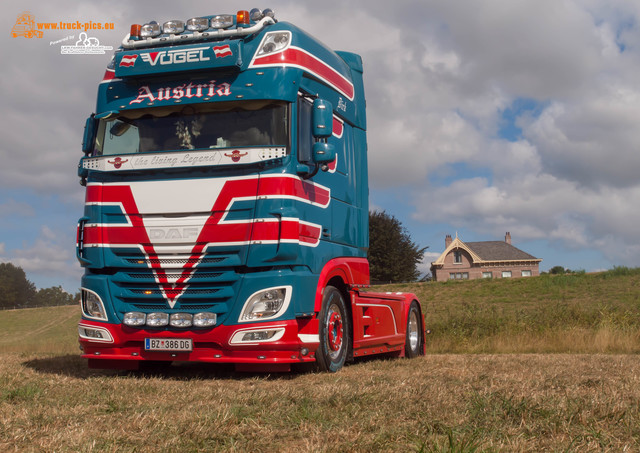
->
404, 301, 423, 358
316, 286, 350, 372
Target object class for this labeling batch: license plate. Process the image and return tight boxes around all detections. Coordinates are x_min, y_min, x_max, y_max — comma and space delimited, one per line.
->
144, 338, 192, 352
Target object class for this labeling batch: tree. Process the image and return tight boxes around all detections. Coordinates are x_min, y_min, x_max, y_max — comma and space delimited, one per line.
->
32, 286, 78, 307
368, 210, 427, 283
549, 266, 566, 275
0, 262, 37, 309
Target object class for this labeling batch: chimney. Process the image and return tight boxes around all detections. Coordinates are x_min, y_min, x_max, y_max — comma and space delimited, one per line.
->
505, 232, 511, 244
445, 234, 452, 248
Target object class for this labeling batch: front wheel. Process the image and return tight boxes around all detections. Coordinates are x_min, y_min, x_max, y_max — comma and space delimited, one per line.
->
404, 301, 424, 358
316, 286, 350, 372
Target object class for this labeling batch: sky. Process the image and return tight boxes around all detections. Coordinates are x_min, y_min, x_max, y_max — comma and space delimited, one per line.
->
1, 0, 640, 292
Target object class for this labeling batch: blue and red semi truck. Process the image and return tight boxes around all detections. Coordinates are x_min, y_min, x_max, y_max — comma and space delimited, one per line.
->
77, 8, 425, 372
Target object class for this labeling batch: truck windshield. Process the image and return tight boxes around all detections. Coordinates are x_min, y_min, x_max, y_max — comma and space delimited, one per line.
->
94, 101, 289, 156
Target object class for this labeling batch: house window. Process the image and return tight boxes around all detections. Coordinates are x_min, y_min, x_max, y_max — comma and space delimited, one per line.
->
453, 251, 462, 264
449, 272, 469, 280
482, 272, 492, 279
522, 270, 532, 277
502, 271, 512, 278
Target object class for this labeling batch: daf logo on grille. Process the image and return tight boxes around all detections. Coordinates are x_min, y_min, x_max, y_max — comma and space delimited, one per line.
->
148, 227, 199, 240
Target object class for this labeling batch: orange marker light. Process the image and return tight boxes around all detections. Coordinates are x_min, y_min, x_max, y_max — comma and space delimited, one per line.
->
236, 10, 250, 25
130, 24, 141, 39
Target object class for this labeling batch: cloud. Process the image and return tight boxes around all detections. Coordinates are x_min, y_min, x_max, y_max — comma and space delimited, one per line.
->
8, 225, 81, 288
0, 199, 35, 218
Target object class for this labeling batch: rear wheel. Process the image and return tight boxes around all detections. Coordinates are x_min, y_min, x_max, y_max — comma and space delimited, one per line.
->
316, 286, 350, 372
404, 301, 423, 358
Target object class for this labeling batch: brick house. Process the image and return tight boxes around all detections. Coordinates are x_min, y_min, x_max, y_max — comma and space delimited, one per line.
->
430, 232, 541, 281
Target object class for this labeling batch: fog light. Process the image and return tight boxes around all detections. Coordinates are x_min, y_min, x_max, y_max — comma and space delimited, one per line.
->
243, 330, 277, 341
79, 327, 102, 339
78, 325, 114, 343
170, 313, 193, 328
194, 312, 217, 327
146, 312, 169, 327
123, 312, 146, 327
230, 328, 285, 344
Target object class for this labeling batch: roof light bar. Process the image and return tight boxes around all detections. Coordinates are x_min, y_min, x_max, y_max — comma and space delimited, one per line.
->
123, 14, 276, 49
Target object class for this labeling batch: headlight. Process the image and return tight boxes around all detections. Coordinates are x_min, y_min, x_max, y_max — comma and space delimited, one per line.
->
239, 286, 291, 322
81, 289, 108, 321
123, 312, 146, 327
256, 31, 291, 57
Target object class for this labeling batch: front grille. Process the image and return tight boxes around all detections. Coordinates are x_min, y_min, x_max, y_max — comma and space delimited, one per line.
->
130, 288, 220, 295
125, 257, 224, 265
108, 247, 243, 319
127, 272, 222, 279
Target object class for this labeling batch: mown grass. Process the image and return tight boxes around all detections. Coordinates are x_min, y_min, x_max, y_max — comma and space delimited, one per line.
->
1, 353, 639, 451
0, 305, 78, 354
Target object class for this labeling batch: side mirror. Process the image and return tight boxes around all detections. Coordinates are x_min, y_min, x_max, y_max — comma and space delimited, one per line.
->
313, 142, 335, 164
312, 99, 333, 138
82, 114, 97, 154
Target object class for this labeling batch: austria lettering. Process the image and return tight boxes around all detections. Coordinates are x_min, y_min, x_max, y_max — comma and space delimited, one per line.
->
129, 81, 231, 105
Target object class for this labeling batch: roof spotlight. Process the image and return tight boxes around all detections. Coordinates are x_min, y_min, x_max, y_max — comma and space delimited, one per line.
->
263, 8, 275, 19
140, 21, 161, 38
250, 8, 263, 21
186, 17, 209, 31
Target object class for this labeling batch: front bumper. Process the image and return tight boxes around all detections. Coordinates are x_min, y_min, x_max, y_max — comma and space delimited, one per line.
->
79, 317, 319, 370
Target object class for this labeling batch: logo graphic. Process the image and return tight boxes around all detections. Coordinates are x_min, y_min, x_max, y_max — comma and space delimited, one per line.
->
107, 157, 129, 169
11, 11, 43, 38
224, 150, 248, 162
140, 47, 210, 66
119, 54, 138, 67
213, 45, 232, 58
61, 32, 113, 54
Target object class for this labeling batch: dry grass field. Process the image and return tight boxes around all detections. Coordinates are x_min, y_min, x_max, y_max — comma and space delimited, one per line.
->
1, 353, 640, 451
1, 269, 640, 451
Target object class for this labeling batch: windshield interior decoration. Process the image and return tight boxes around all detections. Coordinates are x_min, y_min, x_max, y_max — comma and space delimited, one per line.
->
94, 100, 289, 156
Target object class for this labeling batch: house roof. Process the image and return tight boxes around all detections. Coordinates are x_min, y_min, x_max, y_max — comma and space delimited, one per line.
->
431, 236, 541, 267
465, 241, 539, 261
